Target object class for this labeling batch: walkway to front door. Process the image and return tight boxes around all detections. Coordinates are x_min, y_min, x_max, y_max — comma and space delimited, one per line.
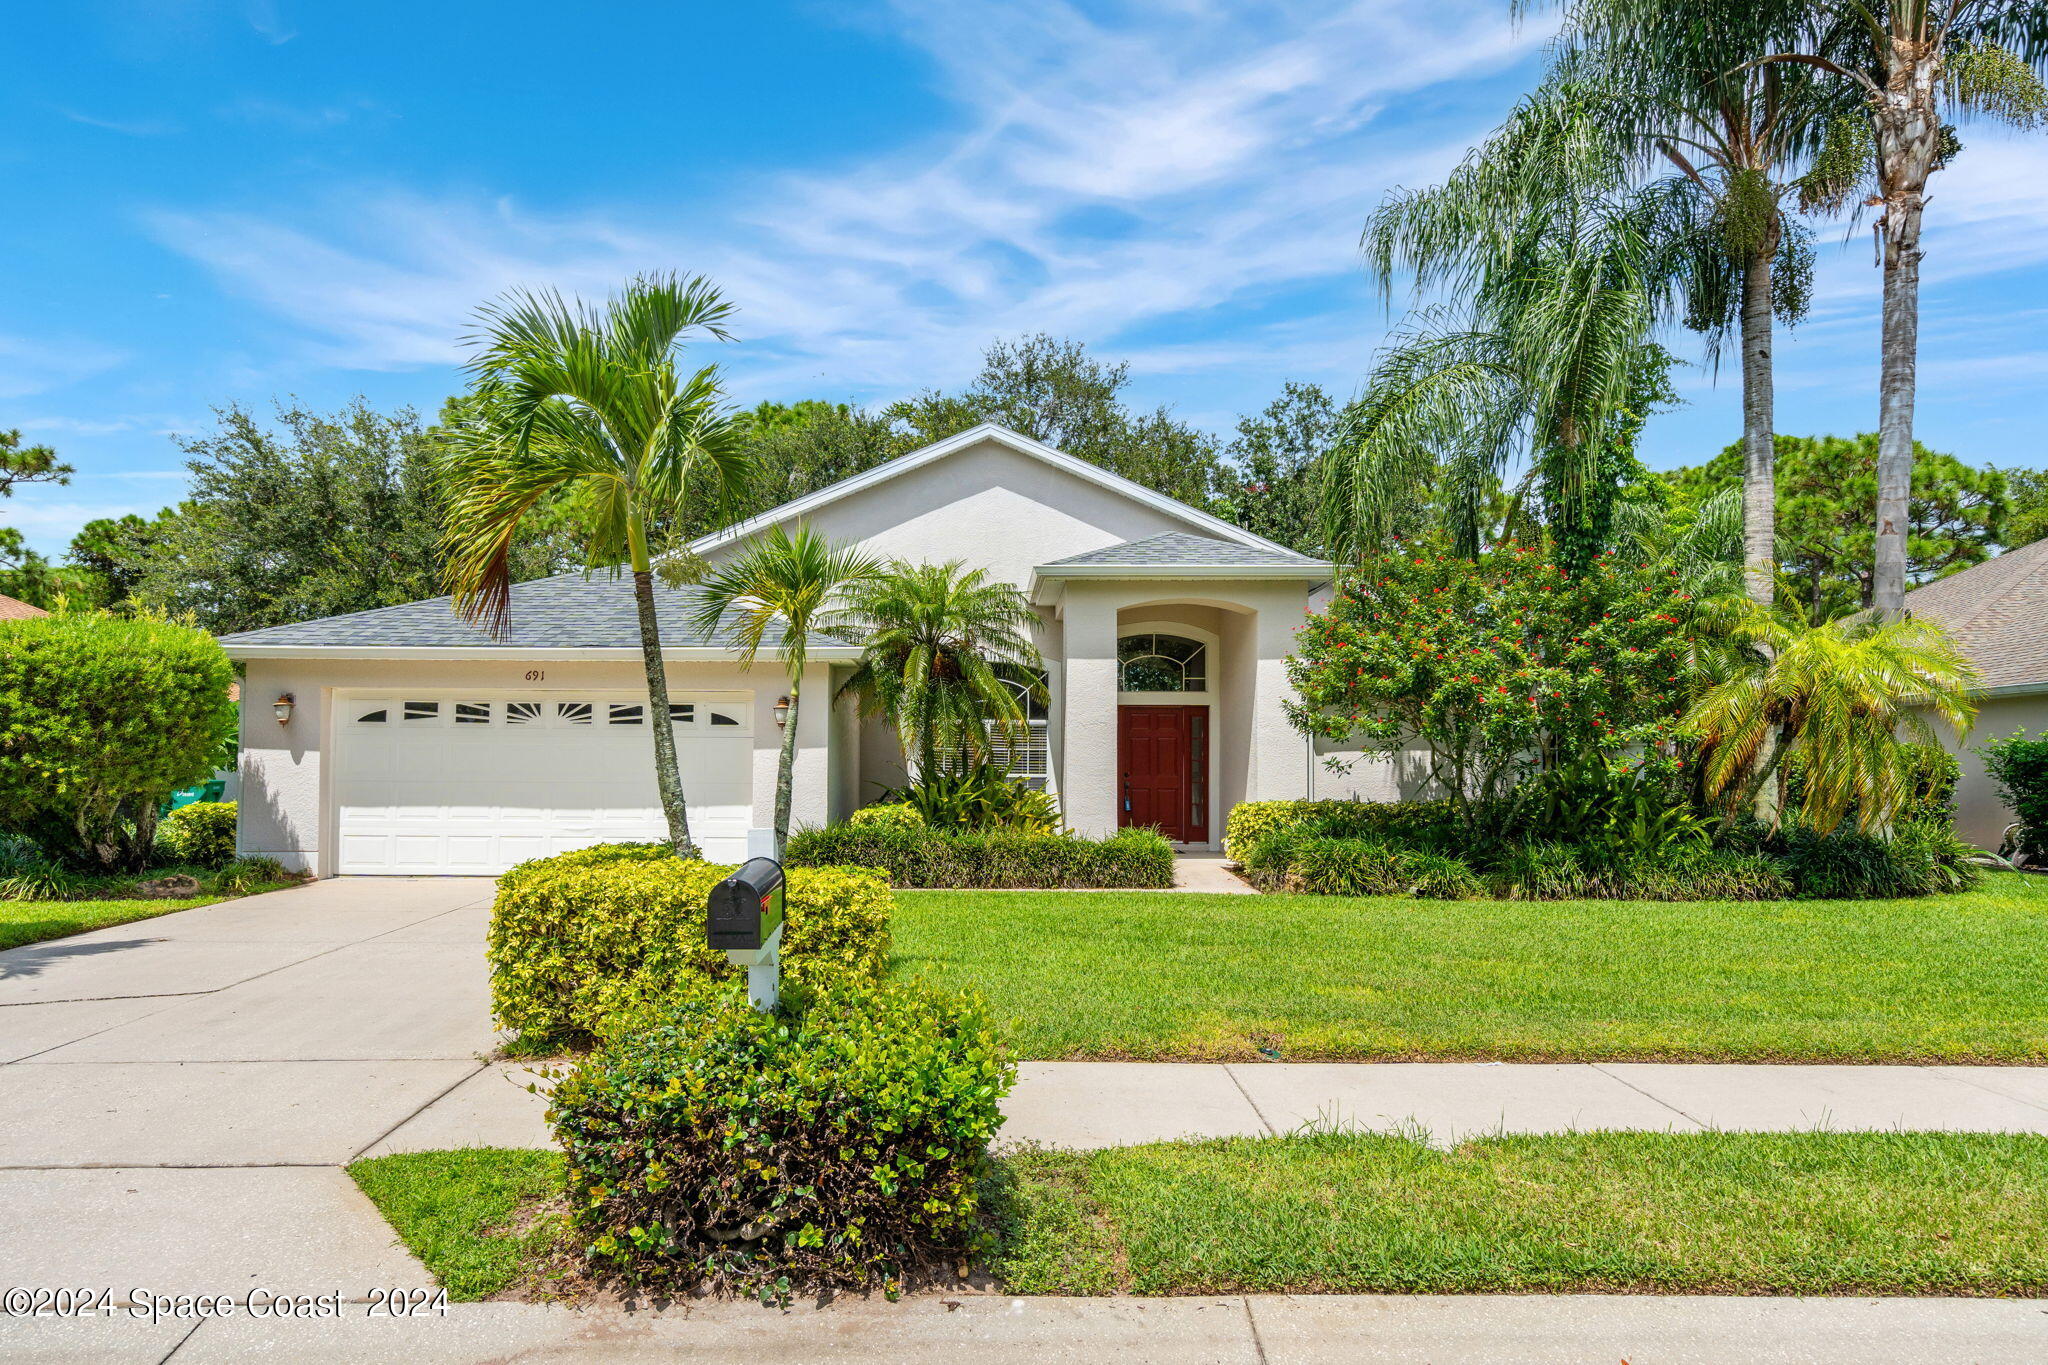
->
1117, 704, 1207, 843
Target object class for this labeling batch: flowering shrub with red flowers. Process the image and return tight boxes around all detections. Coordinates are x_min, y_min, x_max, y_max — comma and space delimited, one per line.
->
1285, 543, 1698, 826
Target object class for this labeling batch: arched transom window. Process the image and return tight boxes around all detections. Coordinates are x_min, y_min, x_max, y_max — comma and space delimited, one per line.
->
1118, 633, 1207, 692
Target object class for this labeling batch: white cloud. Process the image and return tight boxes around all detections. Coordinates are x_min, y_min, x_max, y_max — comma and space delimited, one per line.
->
147, 0, 1540, 402
0, 334, 130, 399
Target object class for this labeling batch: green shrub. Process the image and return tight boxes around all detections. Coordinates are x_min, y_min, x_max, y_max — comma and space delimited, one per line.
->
489, 846, 894, 1044
1489, 843, 1796, 901
784, 825, 1173, 889
1242, 832, 1483, 900
551, 979, 1013, 1295
1981, 728, 2048, 859
847, 802, 925, 830
1223, 798, 1465, 861
1398, 851, 1486, 900
210, 855, 298, 896
0, 612, 238, 871
157, 801, 238, 867
1774, 822, 1981, 899
880, 763, 1061, 833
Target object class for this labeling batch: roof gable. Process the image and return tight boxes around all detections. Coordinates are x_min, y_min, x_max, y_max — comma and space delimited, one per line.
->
687, 423, 1299, 559
1039, 531, 1324, 571
1906, 536, 2048, 692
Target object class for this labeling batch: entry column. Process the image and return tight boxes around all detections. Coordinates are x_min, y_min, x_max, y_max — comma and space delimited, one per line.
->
1059, 586, 1120, 837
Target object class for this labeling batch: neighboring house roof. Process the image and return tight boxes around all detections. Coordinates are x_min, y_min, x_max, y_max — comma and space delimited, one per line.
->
687, 422, 1304, 560
218, 572, 836, 660
1905, 536, 2048, 694
1038, 531, 1326, 573
0, 593, 48, 620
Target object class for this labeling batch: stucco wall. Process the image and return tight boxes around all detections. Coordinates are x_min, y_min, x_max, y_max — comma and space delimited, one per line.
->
1943, 692, 2048, 850
698, 436, 1196, 593
237, 656, 830, 876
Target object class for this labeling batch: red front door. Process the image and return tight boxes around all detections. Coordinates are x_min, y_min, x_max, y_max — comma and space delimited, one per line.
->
1118, 705, 1207, 843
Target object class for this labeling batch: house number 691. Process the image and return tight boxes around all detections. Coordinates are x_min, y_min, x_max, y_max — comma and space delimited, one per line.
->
524, 670, 545, 682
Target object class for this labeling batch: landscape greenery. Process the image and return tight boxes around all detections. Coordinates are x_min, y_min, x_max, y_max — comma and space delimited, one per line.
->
13, 0, 2048, 1313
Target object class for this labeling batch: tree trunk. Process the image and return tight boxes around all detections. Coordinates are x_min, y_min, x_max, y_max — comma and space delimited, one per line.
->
773, 681, 799, 859
1870, 44, 1940, 621
1738, 249, 1777, 606
630, 565, 697, 858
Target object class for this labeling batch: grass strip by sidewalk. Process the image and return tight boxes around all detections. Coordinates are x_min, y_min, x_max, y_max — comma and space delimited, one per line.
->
891, 875, 2048, 1062
347, 1149, 567, 1300
353, 1132, 2048, 1301
990, 1131, 2048, 1297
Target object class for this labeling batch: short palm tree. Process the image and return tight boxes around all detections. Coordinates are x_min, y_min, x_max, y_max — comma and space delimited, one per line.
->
441, 273, 749, 858
1687, 598, 1977, 832
835, 561, 1044, 783
687, 525, 886, 855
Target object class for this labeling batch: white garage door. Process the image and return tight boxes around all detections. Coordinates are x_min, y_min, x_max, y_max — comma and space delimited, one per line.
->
331, 690, 754, 874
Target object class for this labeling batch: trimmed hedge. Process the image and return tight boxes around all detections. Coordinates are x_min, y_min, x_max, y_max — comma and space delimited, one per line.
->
1223, 798, 1465, 862
156, 800, 238, 867
1488, 843, 1795, 901
847, 802, 925, 830
551, 979, 1012, 1295
488, 845, 892, 1044
783, 825, 1175, 889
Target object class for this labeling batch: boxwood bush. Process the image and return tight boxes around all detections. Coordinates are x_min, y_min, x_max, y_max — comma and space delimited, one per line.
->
550, 979, 1012, 1296
489, 845, 892, 1045
784, 825, 1174, 889
156, 800, 238, 867
1223, 798, 1468, 862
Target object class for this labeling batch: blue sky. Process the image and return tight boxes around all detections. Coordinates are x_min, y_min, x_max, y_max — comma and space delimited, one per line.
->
7, 0, 2048, 556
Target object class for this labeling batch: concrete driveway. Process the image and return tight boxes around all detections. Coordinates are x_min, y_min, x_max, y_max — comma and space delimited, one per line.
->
0, 881, 526, 1291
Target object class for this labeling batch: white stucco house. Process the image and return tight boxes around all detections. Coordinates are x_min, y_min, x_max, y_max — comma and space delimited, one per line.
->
221, 424, 1346, 876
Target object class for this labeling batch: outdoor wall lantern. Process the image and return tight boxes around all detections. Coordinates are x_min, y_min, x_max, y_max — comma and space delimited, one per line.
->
773, 696, 791, 729
273, 693, 296, 726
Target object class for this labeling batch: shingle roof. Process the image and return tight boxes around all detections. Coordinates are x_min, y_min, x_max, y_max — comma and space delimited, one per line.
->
1039, 531, 1324, 570
217, 572, 774, 651
1905, 536, 2048, 691
0, 593, 47, 620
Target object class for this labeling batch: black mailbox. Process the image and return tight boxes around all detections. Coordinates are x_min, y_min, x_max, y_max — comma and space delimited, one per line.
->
708, 858, 785, 951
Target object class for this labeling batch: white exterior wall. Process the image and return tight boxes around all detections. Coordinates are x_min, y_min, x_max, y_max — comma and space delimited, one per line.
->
697, 436, 1194, 594
1940, 692, 2048, 850
237, 656, 831, 876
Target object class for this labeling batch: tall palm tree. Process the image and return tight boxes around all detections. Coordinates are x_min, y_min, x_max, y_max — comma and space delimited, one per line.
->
1544, 1, 1852, 604
441, 273, 750, 858
1688, 597, 1977, 830
1755, 1, 2048, 617
1336, 81, 1691, 569
835, 561, 1044, 783
686, 525, 885, 856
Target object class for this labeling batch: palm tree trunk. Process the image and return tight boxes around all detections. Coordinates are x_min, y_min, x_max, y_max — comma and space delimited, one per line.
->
1870, 52, 1939, 621
1738, 247, 1782, 825
1738, 250, 1776, 607
629, 553, 697, 858
1871, 195, 1921, 620
772, 680, 799, 859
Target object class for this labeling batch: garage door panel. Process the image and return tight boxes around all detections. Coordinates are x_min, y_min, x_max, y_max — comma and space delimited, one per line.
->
334, 692, 754, 874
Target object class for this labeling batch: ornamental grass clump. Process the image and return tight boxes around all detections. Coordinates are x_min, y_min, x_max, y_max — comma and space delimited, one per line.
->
550, 980, 1013, 1297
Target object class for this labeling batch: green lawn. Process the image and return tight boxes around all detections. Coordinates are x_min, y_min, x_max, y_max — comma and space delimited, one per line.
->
352, 1133, 2048, 1300
992, 1131, 2048, 1296
0, 893, 238, 951
347, 1149, 567, 1300
889, 874, 2048, 1063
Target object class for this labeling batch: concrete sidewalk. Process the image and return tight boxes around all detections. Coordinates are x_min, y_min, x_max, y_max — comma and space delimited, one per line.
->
7, 1291, 2047, 1362
7, 877, 2048, 1363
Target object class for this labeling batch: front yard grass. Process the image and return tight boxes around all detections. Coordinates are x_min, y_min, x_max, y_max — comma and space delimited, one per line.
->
352, 1132, 2048, 1300
2, 892, 233, 951
346, 1149, 567, 1300
890, 874, 2048, 1063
